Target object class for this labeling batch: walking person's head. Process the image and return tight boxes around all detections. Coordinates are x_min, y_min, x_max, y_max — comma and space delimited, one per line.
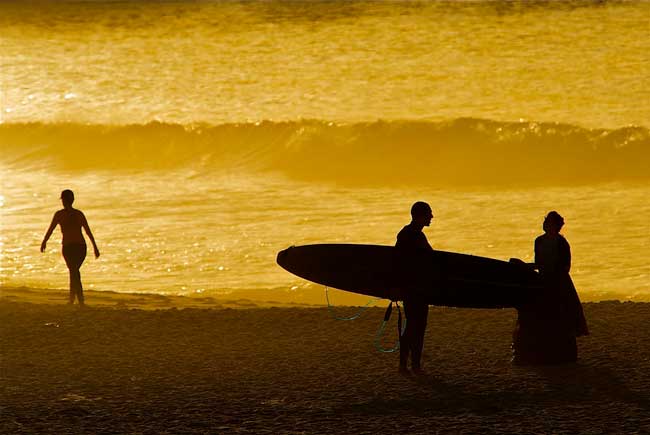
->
411, 201, 433, 227
543, 211, 564, 235
61, 189, 74, 209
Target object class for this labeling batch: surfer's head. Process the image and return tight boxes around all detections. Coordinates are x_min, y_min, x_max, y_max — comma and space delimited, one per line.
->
411, 201, 433, 227
543, 211, 564, 234
60, 189, 74, 208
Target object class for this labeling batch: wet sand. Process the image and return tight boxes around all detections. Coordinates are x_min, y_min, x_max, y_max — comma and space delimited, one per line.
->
2, 288, 650, 434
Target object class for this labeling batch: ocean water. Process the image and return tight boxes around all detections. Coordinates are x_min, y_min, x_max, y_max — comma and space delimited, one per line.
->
1, 1, 649, 304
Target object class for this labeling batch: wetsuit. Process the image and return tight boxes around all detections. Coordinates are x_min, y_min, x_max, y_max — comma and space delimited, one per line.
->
396, 223, 433, 370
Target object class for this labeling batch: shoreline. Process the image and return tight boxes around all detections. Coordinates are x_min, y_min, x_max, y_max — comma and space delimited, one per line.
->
0, 286, 322, 310
1, 285, 639, 310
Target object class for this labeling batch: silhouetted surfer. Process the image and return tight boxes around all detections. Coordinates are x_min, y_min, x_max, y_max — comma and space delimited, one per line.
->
41, 190, 100, 306
512, 211, 588, 364
396, 201, 434, 375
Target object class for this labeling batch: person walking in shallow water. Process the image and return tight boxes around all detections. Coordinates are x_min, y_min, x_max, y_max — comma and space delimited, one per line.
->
512, 211, 588, 365
41, 190, 100, 306
396, 201, 434, 375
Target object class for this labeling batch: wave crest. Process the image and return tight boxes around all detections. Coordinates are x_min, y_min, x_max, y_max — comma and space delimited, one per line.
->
2, 118, 649, 185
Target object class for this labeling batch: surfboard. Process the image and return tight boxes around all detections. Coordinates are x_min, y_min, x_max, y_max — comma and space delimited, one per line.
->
276, 244, 542, 309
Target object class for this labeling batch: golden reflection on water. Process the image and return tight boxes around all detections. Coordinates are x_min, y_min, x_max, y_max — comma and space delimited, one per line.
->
1, 1, 650, 126
1, 165, 649, 304
1, 1, 649, 304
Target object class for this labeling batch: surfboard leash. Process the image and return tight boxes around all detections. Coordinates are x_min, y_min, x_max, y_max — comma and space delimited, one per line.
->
324, 286, 406, 353
374, 301, 407, 353
324, 286, 378, 321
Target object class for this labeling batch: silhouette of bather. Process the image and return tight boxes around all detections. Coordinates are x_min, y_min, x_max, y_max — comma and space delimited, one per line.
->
41, 189, 100, 306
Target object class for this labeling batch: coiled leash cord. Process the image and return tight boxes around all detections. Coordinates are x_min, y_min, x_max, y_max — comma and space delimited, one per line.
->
325, 287, 406, 353
374, 301, 407, 353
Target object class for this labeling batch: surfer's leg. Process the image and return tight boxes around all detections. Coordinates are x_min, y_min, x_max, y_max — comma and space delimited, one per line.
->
399, 341, 409, 369
410, 303, 429, 370
400, 301, 412, 369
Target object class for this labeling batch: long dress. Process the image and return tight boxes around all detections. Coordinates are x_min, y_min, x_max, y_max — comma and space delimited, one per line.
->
512, 234, 589, 365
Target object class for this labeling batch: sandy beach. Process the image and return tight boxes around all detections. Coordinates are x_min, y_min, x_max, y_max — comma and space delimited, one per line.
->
2, 288, 650, 434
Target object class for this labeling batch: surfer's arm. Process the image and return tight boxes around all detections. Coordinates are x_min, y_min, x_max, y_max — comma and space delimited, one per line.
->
509, 257, 538, 270
41, 212, 59, 252
81, 212, 100, 258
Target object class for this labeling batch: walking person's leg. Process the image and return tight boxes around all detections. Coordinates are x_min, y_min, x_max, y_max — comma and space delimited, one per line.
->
63, 245, 87, 305
73, 245, 87, 305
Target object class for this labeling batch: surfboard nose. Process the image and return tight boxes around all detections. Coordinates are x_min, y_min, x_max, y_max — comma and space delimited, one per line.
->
276, 246, 294, 269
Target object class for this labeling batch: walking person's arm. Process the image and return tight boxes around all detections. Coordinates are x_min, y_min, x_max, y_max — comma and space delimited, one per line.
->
81, 212, 100, 258
40, 212, 59, 252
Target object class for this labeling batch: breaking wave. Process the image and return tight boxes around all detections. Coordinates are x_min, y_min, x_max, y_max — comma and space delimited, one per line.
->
2, 118, 649, 186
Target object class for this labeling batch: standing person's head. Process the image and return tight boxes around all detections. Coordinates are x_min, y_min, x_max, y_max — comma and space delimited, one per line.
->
543, 211, 564, 235
411, 201, 434, 227
61, 189, 74, 209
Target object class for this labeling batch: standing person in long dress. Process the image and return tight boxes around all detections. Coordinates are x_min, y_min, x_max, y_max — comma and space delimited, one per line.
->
41, 189, 100, 306
512, 211, 589, 365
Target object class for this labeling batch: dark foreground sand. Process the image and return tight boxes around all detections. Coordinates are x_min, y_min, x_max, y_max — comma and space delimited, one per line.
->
2, 288, 650, 434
